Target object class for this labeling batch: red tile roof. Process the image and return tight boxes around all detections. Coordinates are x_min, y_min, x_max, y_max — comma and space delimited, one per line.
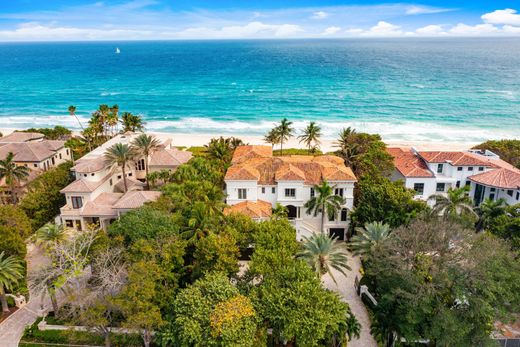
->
225, 146, 356, 184
469, 168, 520, 189
224, 200, 272, 219
387, 147, 433, 178
418, 151, 491, 166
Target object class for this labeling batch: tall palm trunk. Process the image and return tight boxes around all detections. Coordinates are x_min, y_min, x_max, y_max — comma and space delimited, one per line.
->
321, 203, 326, 234
9, 181, 17, 204
144, 154, 150, 190
0, 286, 9, 313
280, 140, 284, 156
104, 331, 111, 347
143, 329, 152, 347
122, 165, 128, 193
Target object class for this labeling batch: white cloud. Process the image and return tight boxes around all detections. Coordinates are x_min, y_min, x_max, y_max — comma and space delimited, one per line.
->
363, 21, 405, 37
415, 24, 446, 36
175, 21, 303, 39
449, 23, 500, 36
321, 26, 341, 35
311, 11, 328, 20
482, 8, 520, 26
405, 6, 453, 15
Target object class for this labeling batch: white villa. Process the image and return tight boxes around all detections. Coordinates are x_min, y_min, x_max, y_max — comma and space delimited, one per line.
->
224, 145, 357, 240
388, 147, 520, 206
58, 132, 192, 231
0, 132, 72, 195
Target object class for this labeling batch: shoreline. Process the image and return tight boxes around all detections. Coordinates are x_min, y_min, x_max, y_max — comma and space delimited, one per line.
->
0, 127, 476, 151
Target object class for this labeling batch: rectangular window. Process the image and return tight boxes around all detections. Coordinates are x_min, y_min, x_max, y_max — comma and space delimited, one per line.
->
335, 188, 344, 197
340, 209, 348, 222
516, 192, 519, 200
238, 189, 247, 200
507, 190, 514, 197
468, 167, 474, 171
271, 187, 275, 194
261, 187, 265, 194
490, 193, 495, 200
310, 188, 315, 198
59, 153, 62, 159
34, 163, 38, 168
478, 167, 484, 171
413, 183, 424, 195
436, 183, 446, 192
457, 167, 463, 171
285, 188, 296, 198
66, 149, 69, 155
328, 213, 335, 222
437, 164, 443, 173
490, 187, 496, 192
465, 180, 471, 186
65, 220, 74, 228
456, 181, 460, 188
71, 196, 83, 209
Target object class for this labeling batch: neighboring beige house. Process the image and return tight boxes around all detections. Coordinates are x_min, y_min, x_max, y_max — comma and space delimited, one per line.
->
224, 145, 357, 240
387, 147, 520, 206
0, 131, 72, 197
58, 132, 192, 231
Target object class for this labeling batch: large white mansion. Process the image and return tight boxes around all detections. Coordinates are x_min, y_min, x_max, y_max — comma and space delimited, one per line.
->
58, 133, 192, 231
388, 147, 520, 206
224, 145, 357, 240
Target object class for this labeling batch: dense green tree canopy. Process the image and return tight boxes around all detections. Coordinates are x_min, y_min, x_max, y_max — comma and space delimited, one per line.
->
363, 217, 520, 347
0, 205, 32, 258
19, 162, 73, 231
351, 178, 426, 228
108, 205, 179, 246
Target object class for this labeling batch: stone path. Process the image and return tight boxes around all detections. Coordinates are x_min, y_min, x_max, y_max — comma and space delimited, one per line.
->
0, 244, 50, 347
322, 253, 377, 347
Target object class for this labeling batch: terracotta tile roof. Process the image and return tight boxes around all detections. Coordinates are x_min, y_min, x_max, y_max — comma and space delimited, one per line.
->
231, 145, 272, 164
149, 148, 192, 167
469, 168, 520, 189
114, 177, 145, 193
60, 175, 109, 193
418, 151, 491, 166
387, 147, 434, 178
113, 191, 161, 209
0, 132, 44, 143
0, 141, 65, 162
226, 146, 356, 184
81, 192, 123, 217
73, 159, 105, 173
224, 200, 272, 219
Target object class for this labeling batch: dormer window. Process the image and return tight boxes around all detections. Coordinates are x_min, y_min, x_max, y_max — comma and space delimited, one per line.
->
71, 196, 83, 209
468, 167, 473, 171
437, 164, 444, 173
335, 188, 344, 197
238, 189, 247, 200
285, 188, 296, 198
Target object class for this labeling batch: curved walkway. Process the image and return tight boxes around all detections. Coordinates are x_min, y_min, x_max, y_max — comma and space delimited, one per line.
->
322, 253, 377, 347
0, 244, 50, 347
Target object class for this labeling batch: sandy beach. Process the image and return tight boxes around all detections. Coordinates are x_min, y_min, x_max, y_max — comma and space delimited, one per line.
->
0, 127, 476, 152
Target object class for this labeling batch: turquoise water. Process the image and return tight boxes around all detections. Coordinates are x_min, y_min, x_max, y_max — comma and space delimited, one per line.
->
0, 39, 519, 142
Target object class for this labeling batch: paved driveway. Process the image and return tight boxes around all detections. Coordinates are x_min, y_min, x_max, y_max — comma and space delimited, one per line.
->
0, 244, 50, 347
322, 253, 378, 347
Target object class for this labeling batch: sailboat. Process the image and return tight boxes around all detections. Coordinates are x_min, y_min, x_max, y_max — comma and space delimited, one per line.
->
115, 47, 120, 54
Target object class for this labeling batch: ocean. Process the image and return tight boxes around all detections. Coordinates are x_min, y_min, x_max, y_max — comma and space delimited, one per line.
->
0, 38, 519, 143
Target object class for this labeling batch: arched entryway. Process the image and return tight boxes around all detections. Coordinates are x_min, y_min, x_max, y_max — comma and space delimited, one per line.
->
286, 205, 298, 219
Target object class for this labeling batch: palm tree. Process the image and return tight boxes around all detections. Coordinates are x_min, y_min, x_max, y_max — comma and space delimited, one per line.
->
298, 121, 322, 153
264, 128, 281, 149
0, 252, 24, 314
274, 118, 294, 156
104, 143, 137, 193
205, 137, 234, 165
429, 186, 477, 219
476, 198, 507, 231
120, 112, 144, 133
107, 105, 119, 137
0, 152, 29, 204
36, 223, 66, 250
271, 203, 288, 220
350, 221, 391, 256
334, 127, 357, 151
131, 134, 161, 190
304, 180, 345, 233
297, 233, 351, 285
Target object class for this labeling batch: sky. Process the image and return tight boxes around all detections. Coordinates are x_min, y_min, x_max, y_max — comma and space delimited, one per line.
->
1, 1, 520, 41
